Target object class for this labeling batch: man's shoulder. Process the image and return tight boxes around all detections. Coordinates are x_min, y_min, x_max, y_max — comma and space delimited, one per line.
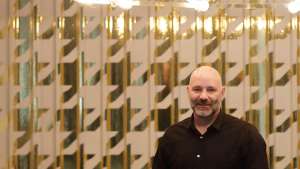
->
223, 113, 261, 134
162, 117, 191, 139
168, 116, 191, 130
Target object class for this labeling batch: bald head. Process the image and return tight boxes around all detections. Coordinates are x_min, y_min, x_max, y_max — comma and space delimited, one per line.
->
187, 66, 225, 120
189, 66, 223, 89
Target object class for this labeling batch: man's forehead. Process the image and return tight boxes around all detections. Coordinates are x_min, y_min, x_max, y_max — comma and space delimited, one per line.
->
190, 77, 220, 87
192, 66, 219, 77
190, 83, 218, 88
190, 66, 222, 86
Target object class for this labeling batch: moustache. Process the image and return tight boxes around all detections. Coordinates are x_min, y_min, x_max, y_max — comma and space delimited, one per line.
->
192, 99, 218, 106
192, 100, 211, 105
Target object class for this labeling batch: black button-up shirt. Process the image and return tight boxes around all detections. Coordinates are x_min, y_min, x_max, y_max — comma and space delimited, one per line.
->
153, 112, 269, 169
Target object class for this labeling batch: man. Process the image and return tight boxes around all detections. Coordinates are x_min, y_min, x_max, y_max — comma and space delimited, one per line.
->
153, 66, 269, 169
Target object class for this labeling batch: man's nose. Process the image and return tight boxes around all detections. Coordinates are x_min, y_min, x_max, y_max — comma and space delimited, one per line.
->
199, 90, 209, 100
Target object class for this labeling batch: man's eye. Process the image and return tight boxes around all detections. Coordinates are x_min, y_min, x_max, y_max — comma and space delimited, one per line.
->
207, 88, 216, 92
193, 88, 201, 92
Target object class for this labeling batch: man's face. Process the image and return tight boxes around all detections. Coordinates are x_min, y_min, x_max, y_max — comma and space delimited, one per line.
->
187, 72, 224, 118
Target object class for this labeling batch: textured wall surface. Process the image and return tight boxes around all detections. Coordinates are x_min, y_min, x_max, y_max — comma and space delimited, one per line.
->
0, 0, 299, 169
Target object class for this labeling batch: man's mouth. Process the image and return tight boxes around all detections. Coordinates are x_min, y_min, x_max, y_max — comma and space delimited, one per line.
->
195, 104, 211, 109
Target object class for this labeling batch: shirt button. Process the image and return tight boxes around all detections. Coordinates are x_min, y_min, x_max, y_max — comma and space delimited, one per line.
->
200, 136, 204, 139
196, 154, 200, 158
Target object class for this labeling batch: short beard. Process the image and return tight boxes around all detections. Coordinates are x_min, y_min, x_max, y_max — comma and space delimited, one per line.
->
191, 99, 220, 118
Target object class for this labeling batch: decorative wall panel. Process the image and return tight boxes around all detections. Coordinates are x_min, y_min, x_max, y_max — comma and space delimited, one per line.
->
0, 0, 299, 169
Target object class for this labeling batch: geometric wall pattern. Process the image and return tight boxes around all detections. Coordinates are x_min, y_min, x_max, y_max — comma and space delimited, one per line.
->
0, 0, 299, 168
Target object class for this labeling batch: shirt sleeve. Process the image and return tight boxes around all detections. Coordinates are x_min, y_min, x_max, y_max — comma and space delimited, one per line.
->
242, 124, 270, 169
152, 137, 169, 169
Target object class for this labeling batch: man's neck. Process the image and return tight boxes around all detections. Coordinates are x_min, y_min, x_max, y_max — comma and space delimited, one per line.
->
193, 111, 220, 135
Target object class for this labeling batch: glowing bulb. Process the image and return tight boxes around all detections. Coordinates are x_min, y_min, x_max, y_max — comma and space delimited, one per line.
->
74, 0, 110, 5
187, 0, 209, 12
292, 17, 298, 29
129, 18, 133, 32
82, 16, 87, 29
149, 17, 155, 30
191, 17, 202, 30
235, 17, 251, 31
16, 17, 19, 30
117, 14, 124, 35
112, 0, 134, 9
105, 17, 113, 33
172, 17, 180, 33
158, 17, 168, 34
288, 0, 300, 14
268, 19, 274, 29
235, 23, 243, 31
196, 17, 203, 29
36, 18, 40, 35
257, 18, 265, 30
244, 18, 250, 29
204, 17, 213, 33
220, 17, 227, 32
180, 16, 187, 24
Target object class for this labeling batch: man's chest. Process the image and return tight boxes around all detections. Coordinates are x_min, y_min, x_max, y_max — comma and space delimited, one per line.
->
167, 134, 243, 169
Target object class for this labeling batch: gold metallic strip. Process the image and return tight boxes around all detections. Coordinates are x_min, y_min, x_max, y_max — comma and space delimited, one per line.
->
216, 12, 223, 98
242, 5, 247, 122
263, 10, 270, 149
59, 50, 65, 168
265, 10, 272, 137
3, 0, 11, 168
194, 12, 198, 69
12, 1, 17, 168
123, 10, 129, 169
247, 14, 253, 123
13, 0, 20, 168
200, 15, 205, 64
269, 11, 277, 169
53, 0, 59, 168
59, 6, 65, 169
81, 25, 87, 169
289, 15, 296, 169
147, 7, 152, 169
153, 5, 159, 141
224, 13, 230, 115
170, 8, 175, 125
297, 15, 300, 169
268, 10, 275, 169
7, 0, 14, 168
106, 5, 112, 169
100, 6, 104, 169
30, 2, 37, 169
76, 8, 82, 169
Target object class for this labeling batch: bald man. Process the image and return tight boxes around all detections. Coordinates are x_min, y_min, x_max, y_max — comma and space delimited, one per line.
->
153, 66, 269, 169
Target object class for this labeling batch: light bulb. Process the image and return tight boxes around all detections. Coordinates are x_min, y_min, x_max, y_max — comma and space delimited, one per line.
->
112, 0, 134, 9
287, 0, 300, 14
187, 0, 209, 12
74, 0, 110, 5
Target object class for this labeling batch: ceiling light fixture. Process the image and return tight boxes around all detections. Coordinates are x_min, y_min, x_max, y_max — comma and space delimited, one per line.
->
186, 0, 209, 12
287, 0, 300, 13
75, 0, 135, 9
111, 0, 135, 9
74, 0, 297, 14
74, 0, 110, 5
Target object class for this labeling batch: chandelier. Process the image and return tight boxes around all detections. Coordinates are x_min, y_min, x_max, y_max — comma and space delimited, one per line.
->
74, 0, 210, 11
74, 0, 300, 14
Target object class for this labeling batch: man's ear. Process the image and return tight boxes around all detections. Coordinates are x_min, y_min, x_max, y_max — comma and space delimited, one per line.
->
186, 85, 191, 96
221, 86, 225, 99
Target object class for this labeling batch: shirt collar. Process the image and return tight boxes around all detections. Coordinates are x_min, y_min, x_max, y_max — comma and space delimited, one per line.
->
211, 110, 224, 130
186, 110, 225, 133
